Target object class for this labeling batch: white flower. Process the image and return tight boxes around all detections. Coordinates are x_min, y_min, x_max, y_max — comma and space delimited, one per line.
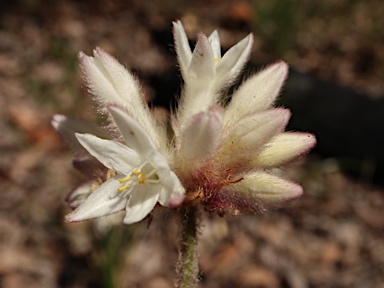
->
172, 50, 316, 213
54, 20, 315, 222
65, 106, 185, 225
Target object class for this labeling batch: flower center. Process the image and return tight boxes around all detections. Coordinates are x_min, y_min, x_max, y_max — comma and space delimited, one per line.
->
117, 161, 160, 193
214, 57, 220, 63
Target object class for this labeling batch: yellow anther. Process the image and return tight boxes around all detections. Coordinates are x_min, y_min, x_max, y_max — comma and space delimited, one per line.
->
138, 173, 147, 184
118, 175, 131, 183
131, 169, 141, 175
214, 57, 220, 63
118, 185, 130, 192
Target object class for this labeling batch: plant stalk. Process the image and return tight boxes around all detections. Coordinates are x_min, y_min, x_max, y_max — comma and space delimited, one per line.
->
176, 206, 199, 288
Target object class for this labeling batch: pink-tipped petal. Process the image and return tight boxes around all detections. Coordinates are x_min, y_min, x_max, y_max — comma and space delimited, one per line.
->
254, 133, 316, 167
158, 171, 186, 207
221, 108, 291, 158
225, 61, 289, 124
226, 172, 303, 212
188, 33, 215, 82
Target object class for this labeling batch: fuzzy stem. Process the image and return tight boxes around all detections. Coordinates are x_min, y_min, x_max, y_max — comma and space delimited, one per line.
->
176, 206, 199, 288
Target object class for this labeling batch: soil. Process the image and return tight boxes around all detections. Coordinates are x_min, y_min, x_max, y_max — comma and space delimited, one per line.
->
0, 1, 383, 287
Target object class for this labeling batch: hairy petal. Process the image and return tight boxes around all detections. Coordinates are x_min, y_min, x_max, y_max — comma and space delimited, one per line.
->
208, 30, 221, 60
173, 20, 192, 80
79, 48, 159, 142
227, 172, 303, 211
188, 33, 215, 83
79, 51, 122, 106
178, 33, 216, 126
215, 33, 253, 89
79, 48, 141, 108
225, 61, 289, 124
254, 133, 316, 167
221, 108, 291, 156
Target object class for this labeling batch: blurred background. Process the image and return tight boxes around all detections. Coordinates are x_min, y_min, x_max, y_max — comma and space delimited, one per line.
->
1, 0, 384, 287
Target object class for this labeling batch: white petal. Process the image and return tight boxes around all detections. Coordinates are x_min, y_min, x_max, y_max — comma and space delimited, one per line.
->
123, 186, 160, 224
148, 151, 171, 178
108, 106, 157, 158
215, 33, 253, 88
75, 133, 140, 175
187, 33, 215, 83
238, 108, 290, 145
179, 106, 223, 161
254, 133, 316, 167
227, 172, 303, 211
146, 152, 185, 207
173, 21, 192, 79
52, 114, 108, 152
79, 49, 158, 142
208, 30, 221, 60
225, 61, 289, 124
66, 177, 128, 222
221, 108, 291, 156
177, 33, 217, 127
91, 48, 143, 108
79, 51, 122, 105
158, 171, 185, 207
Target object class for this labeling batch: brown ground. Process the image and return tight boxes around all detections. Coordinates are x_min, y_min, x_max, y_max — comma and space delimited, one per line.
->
0, 1, 383, 287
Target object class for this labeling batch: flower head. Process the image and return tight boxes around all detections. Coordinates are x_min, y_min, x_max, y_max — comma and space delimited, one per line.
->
54, 21, 315, 224
53, 44, 186, 225
171, 25, 316, 215
63, 106, 184, 224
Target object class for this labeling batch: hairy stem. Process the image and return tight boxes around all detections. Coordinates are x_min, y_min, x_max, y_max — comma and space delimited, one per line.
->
176, 206, 199, 288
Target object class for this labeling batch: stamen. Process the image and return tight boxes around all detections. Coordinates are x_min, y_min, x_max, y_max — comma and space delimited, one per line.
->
118, 185, 130, 192
118, 175, 131, 183
138, 173, 146, 184
214, 57, 220, 63
116, 161, 161, 193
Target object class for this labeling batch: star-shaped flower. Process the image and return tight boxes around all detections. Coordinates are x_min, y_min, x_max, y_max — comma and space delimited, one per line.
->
61, 106, 185, 225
